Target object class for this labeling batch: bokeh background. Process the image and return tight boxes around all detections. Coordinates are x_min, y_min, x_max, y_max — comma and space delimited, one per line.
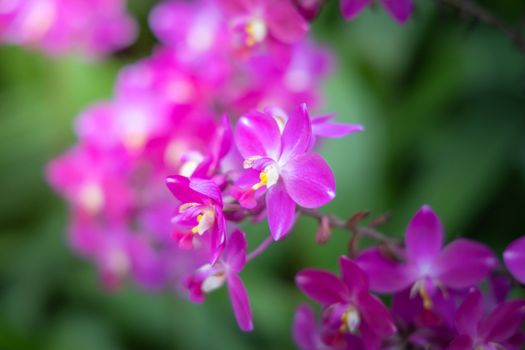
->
1, 1, 524, 349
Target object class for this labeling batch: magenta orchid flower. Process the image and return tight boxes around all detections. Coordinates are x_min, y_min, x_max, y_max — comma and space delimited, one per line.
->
219, 0, 309, 54
503, 235, 525, 284
447, 289, 525, 350
357, 205, 497, 312
184, 229, 253, 331
234, 103, 336, 240
166, 175, 226, 262
296, 256, 396, 350
341, 0, 412, 24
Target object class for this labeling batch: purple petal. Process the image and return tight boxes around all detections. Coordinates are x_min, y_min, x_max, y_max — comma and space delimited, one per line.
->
235, 111, 281, 160
356, 248, 416, 293
227, 274, 253, 331
434, 239, 497, 289
189, 177, 223, 205
266, 182, 296, 240
340, 0, 372, 20
292, 304, 318, 350
281, 153, 335, 208
265, 0, 309, 44
405, 205, 444, 267
479, 299, 525, 343
446, 335, 474, 350
503, 235, 525, 284
166, 175, 222, 204
224, 229, 247, 273
455, 289, 484, 337
381, 0, 413, 24
295, 269, 347, 305
357, 292, 397, 336
280, 103, 312, 163
311, 120, 364, 139
340, 256, 369, 295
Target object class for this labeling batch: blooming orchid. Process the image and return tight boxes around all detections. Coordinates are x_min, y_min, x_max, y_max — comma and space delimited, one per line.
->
296, 257, 396, 349
357, 206, 497, 311
219, 0, 309, 56
166, 175, 227, 263
184, 229, 253, 331
234, 103, 336, 240
447, 289, 525, 350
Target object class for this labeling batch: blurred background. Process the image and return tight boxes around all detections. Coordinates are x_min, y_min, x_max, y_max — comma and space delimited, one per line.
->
1, 0, 524, 349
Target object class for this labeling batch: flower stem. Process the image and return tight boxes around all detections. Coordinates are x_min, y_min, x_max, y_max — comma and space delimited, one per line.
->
246, 236, 273, 262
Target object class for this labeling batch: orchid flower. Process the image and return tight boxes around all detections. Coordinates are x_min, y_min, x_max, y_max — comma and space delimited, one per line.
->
357, 206, 497, 312
184, 229, 253, 331
166, 175, 226, 262
296, 257, 396, 350
234, 103, 336, 240
447, 289, 525, 350
219, 0, 308, 54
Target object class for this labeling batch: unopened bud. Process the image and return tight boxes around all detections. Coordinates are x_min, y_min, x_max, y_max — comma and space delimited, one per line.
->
315, 216, 331, 244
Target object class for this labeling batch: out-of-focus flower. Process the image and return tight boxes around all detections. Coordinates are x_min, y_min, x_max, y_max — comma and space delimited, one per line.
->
503, 235, 525, 284
340, 0, 412, 24
0, 0, 136, 56
447, 289, 525, 350
293, 304, 330, 350
357, 206, 497, 312
219, 0, 309, 57
166, 175, 226, 262
296, 257, 396, 349
185, 229, 253, 331
234, 103, 336, 240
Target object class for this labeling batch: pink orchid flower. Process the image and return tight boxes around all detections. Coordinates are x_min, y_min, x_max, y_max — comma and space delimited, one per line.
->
166, 175, 227, 263
234, 103, 336, 240
184, 229, 253, 331
357, 206, 497, 312
503, 235, 525, 284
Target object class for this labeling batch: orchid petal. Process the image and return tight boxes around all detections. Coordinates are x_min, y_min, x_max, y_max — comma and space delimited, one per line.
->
280, 103, 312, 163
479, 299, 525, 343
266, 182, 296, 240
340, 0, 372, 20
503, 235, 525, 284
356, 248, 416, 293
295, 269, 347, 305
281, 153, 335, 208
434, 239, 497, 289
265, 0, 309, 44
293, 304, 318, 350
381, 0, 412, 24
311, 120, 364, 139
340, 256, 369, 295
405, 205, 444, 267
455, 289, 484, 337
166, 175, 222, 204
357, 292, 397, 336
224, 229, 247, 273
446, 335, 474, 350
227, 274, 253, 331
235, 111, 281, 160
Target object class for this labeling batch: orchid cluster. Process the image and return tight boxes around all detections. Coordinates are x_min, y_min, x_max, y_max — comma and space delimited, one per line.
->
294, 206, 525, 349
47, 0, 360, 330
41, 0, 525, 349
0, 0, 136, 56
